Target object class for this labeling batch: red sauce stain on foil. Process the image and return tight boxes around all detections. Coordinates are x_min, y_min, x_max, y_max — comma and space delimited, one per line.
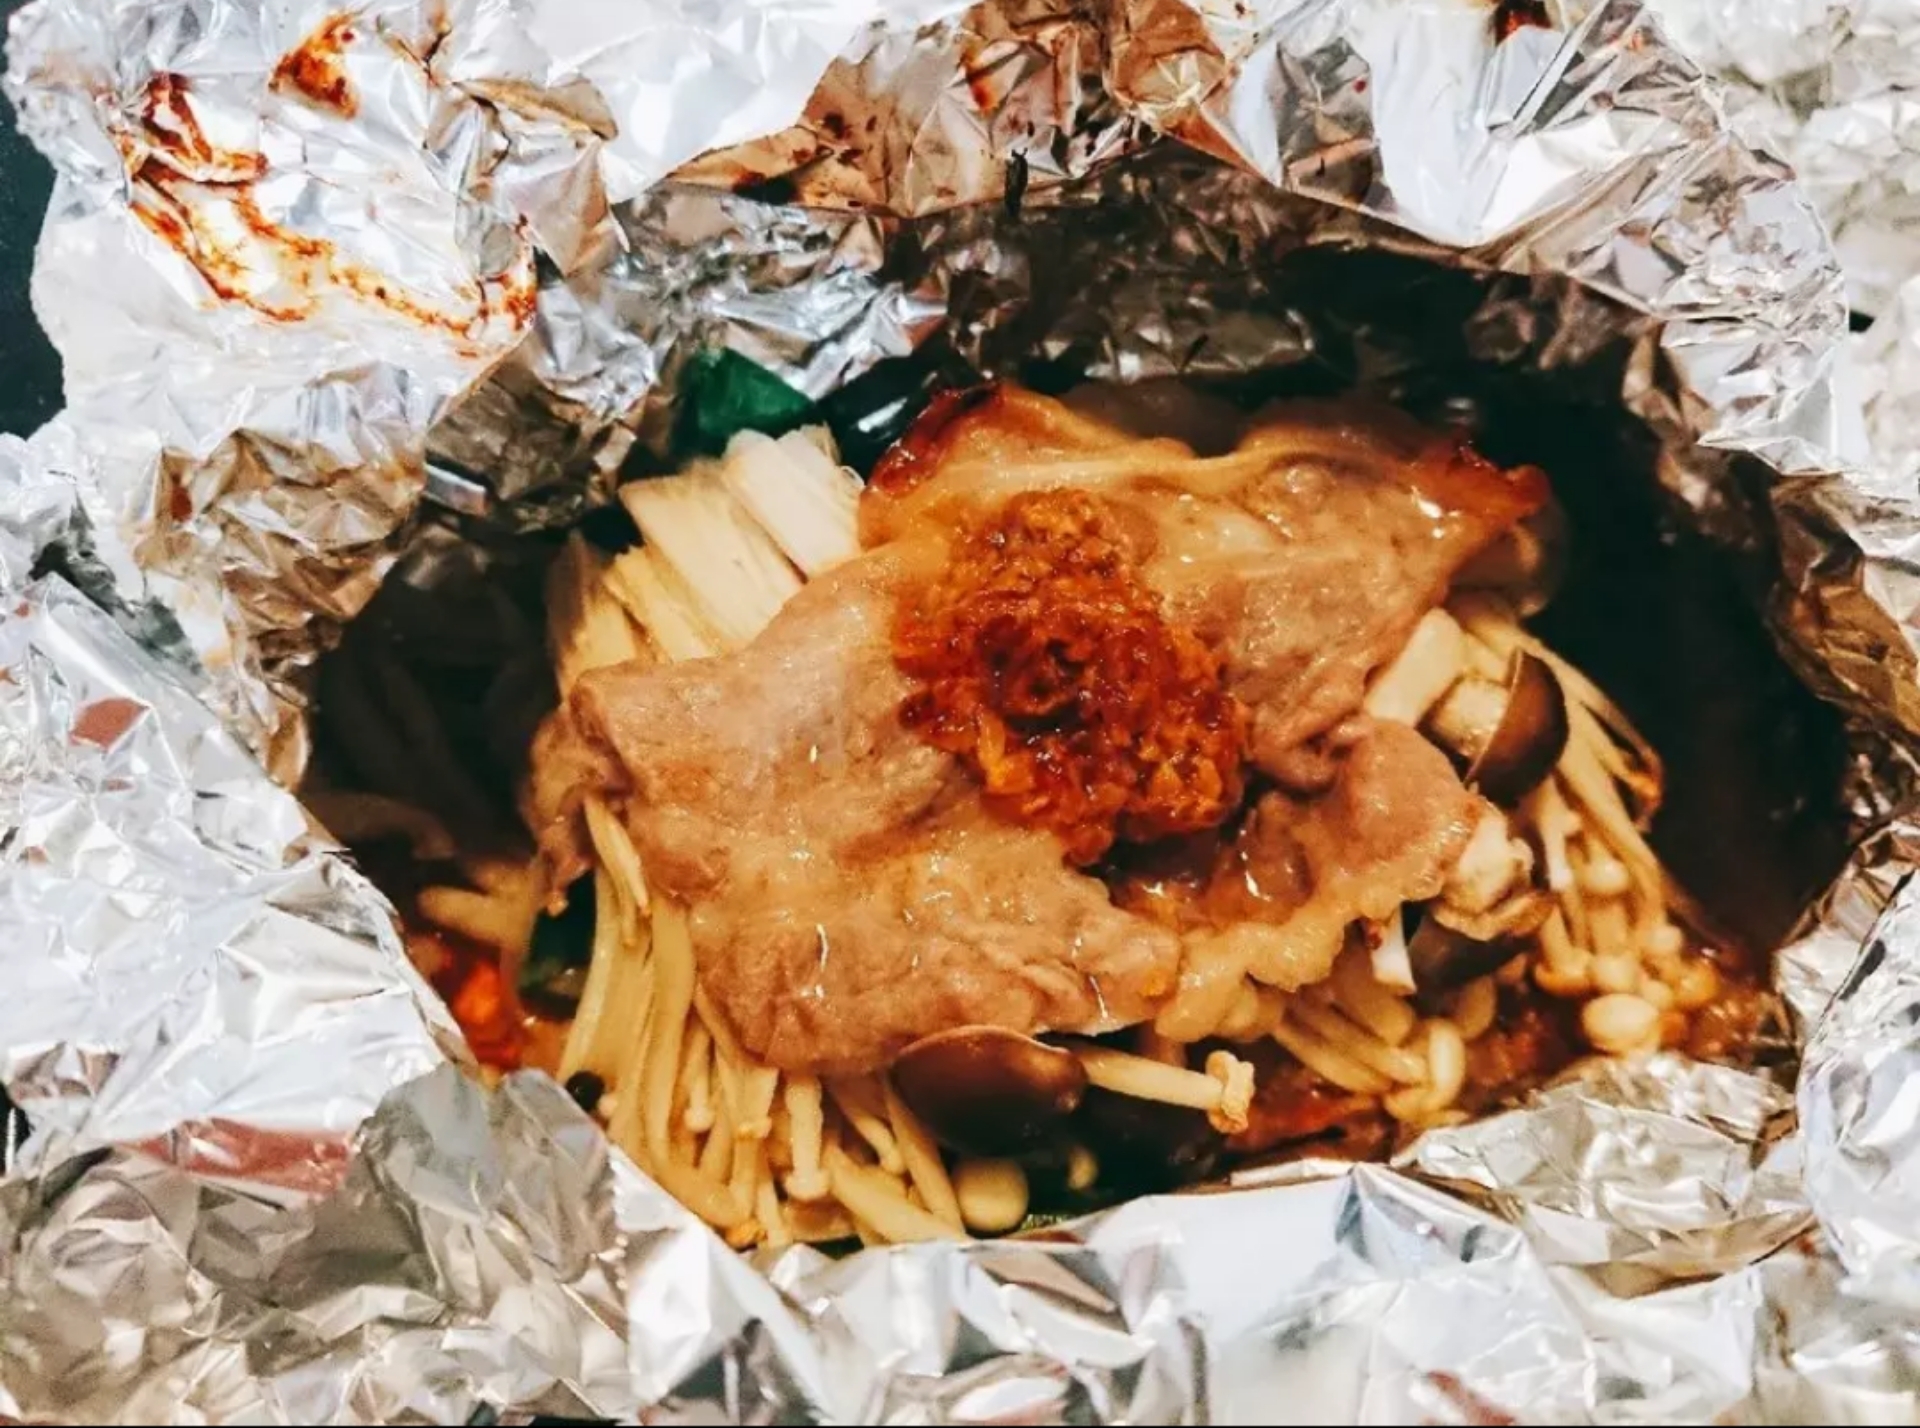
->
120, 73, 534, 347
963, 51, 1004, 116
1492, 0, 1551, 39
128, 1121, 355, 1197
161, 466, 194, 523
271, 13, 361, 118
69, 696, 147, 750
1422, 1374, 1517, 1427
139, 72, 265, 183
129, 1120, 359, 1197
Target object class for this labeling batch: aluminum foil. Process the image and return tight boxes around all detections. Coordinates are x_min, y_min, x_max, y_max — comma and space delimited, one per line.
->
1636, 0, 1920, 545
0, 0, 960, 775
1855, 272, 1920, 498
1641, 0, 1920, 321
7, 0, 1920, 1422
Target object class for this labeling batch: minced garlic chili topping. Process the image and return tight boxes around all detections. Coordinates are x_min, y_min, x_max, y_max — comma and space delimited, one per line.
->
894, 489, 1246, 865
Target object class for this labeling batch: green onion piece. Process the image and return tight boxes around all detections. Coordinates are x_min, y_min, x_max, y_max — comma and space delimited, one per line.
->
676, 349, 819, 458
519, 877, 596, 1018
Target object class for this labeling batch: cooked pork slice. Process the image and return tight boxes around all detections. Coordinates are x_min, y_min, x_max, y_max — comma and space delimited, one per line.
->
527, 548, 1181, 1075
703, 802, 1179, 1075
525, 708, 620, 892
1128, 720, 1487, 1033
1231, 720, 1487, 989
528, 385, 1543, 1077
863, 386, 1546, 774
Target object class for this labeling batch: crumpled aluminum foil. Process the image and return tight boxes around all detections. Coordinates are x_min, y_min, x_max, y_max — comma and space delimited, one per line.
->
1642, 0, 1920, 321
1636, 0, 1920, 557
6, 0, 1920, 1422
1854, 272, 1920, 500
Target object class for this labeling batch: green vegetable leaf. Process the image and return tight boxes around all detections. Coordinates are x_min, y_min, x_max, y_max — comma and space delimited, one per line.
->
676, 349, 820, 458
519, 877, 596, 1018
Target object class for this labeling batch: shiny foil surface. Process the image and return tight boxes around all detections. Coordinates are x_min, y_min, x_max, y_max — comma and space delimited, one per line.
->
5, 0, 1920, 1422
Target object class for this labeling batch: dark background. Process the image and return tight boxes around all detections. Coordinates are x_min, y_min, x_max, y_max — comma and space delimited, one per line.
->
0, 0, 62, 437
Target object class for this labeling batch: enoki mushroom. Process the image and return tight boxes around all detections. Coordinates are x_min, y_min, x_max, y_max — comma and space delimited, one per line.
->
363, 412, 1733, 1247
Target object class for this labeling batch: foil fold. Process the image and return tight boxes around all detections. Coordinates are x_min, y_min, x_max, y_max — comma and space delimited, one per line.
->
0, 570, 456, 1190
1643, 0, 1920, 319
6, 0, 1920, 1423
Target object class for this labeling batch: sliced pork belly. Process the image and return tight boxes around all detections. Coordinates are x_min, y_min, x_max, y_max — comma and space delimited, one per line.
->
526, 385, 1542, 1075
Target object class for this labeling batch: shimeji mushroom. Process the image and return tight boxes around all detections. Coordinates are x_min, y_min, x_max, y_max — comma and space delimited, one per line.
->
890, 1026, 1089, 1158
1361, 609, 1572, 812
1428, 650, 1570, 806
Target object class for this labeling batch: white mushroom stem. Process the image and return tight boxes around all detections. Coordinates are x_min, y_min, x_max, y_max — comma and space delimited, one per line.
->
1335, 942, 1418, 1044
781, 1076, 829, 1202
823, 1142, 959, 1243
1073, 1045, 1254, 1133
1205, 1050, 1255, 1134
1426, 676, 1507, 760
1270, 1016, 1391, 1095
1363, 608, 1466, 726
1288, 999, 1426, 1083
881, 1079, 964, 1231
1528, 779, 1579, 895
1076, 1046, 1222, 1109
953, 1158, 1030, 1235
1440, 810, 1533, 916
825, 1078, 906, 1176
681, 1024, 714, 1134
1366, 911, 1416, 995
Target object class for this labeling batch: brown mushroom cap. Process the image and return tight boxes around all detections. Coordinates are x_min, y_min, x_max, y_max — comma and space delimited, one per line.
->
1407, 887, 1552, 988
1075, 1085, 1223, 1193
1406, 915, 1515, 989
891, 1025, 1089, 1157
1465, 651, 1569, 806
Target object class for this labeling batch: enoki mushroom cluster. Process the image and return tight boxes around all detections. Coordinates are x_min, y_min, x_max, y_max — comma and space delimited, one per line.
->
319, 403, 1747, 1249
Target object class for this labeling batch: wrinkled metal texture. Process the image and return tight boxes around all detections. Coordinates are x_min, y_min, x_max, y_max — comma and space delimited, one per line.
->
6, 0, 1920, 1422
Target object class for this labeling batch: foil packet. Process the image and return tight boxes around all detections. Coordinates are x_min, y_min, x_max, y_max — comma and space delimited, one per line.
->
6, 0, 1920, 1422
1638, 0, 1920, 557
1641, 0, 1920, 320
